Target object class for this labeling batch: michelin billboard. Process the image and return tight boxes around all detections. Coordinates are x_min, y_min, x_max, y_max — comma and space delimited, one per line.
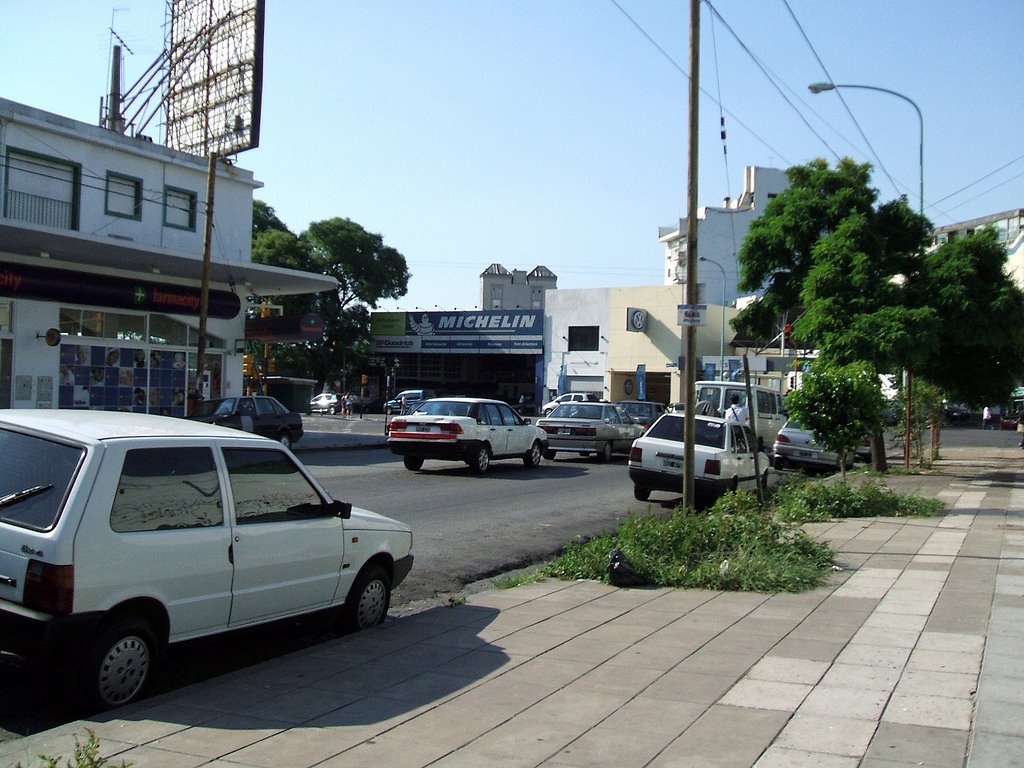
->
371, 310, 543, 354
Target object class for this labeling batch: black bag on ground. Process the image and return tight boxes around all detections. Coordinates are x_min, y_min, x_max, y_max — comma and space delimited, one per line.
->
608, 548, 648, 587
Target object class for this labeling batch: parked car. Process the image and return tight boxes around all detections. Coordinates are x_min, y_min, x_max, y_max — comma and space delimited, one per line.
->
616, 400, 668, 430
536, 402, 645, 461
772, 420, 854, 472
628, 412, 770, 503
387, 397, 548, 473
310, 392, 341, 415
668, 400, 717, 416
0, 410, 413, 710
188, 395, 303, 448
694, 381, 787, 453
539, 392, 600, 416
384, 389, 437, 415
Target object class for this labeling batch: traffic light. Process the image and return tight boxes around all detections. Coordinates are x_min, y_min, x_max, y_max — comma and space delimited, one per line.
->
783, 324, 793, 347
242, 354, 254, 377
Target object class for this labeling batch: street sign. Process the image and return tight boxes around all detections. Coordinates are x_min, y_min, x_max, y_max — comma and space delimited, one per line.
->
677, 303, 707, 326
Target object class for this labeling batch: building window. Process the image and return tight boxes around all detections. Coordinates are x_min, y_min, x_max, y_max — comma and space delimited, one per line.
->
567, 326, 599, 352
490, 285, 503, 310
3, 148, 80, 230
105, 172, 143, 219
164, 186, 197, 230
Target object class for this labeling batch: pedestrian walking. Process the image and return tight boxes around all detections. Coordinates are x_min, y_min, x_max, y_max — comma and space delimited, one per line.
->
724, 394, 749, 423
1017, 411, 1024, 448
983, 406, 993, 430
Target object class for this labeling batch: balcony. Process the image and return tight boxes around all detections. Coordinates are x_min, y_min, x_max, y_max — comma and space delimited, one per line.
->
3, 189, 74, 230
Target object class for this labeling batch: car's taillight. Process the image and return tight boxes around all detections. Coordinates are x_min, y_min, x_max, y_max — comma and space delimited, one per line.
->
390, 418, 408, 431
703, 458, 721, 476
439, 423, 464, 435
572, 426, 597, 436
23, 560, 74, 615
629, 445, 642, 461
774, 433, 791, 444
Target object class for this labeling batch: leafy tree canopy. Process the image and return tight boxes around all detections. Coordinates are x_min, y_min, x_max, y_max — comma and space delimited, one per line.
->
249, 204, 410, 386
785, 361, 886, 480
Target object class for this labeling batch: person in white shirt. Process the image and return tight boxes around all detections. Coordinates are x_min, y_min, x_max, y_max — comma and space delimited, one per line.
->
724, 393, 749, 423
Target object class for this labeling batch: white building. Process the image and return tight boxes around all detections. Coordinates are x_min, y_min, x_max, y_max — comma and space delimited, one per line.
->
658, 166, 789, 306
479, 263, 557, 310
0, 97, 334, 412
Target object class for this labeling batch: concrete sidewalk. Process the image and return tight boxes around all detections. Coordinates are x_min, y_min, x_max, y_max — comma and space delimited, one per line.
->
2, 447, 1021, 767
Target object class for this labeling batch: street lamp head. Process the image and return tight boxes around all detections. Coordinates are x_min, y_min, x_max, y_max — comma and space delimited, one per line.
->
808, 82, 836, 94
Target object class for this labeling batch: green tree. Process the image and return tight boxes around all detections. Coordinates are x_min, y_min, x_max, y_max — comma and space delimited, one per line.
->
910, 228, 1024, 406
785, 362, 886, 481
250, 207, 410, 387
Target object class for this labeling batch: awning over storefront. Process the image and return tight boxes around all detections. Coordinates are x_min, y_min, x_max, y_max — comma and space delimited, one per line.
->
0, 221, 337, 297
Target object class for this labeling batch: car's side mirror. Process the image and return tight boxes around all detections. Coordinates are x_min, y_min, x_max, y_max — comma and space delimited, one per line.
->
330, 499, 352, 519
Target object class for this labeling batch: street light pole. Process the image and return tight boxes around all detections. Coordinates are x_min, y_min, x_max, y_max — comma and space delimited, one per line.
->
808, 81, 924, 471
699, 256, 727, 380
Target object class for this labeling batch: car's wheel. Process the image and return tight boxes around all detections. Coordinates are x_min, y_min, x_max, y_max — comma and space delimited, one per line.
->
468, 444, 491, 474
403, 455, 424, 471
730, 476, 739, 492
596, 441, 613, 462
633, 485, 651, 501
278, 431, 292, 450
82, 616, 159, 710
328, 405, 337, 415
773, 456, 786, 471
543, 449, 556, 461
340, 565, 392, 633
523, 441, 543, 468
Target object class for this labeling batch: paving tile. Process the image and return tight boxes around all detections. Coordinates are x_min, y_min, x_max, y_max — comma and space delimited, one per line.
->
720, 678, 812, 712
834, 642, 912, 669
897, 668, 979, 699
646, 704, 790, 768
87, 743, 211, 768
747, 656, 831, 685
882, 691, 974, 730
863, 721, 968, 766
773, 713, 878, 757
146, 714, 290, 759
849, 625, 921, 649
798, 684, 890, 721
916, 630, 985, 653
966, 731, 1024, 767
905, 648, 982, 676
755, 746, 859, 767
769, 636, 846, 663
972, 697, 1024, 737
642, 669, 741, 704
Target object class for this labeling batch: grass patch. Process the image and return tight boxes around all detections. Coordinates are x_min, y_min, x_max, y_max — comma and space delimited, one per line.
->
544, 491, 834, 592
540, 478, 943, 593
772, 477, 943, 523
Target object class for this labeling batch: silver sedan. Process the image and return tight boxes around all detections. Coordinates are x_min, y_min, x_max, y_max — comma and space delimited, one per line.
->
536, 402, 645, 462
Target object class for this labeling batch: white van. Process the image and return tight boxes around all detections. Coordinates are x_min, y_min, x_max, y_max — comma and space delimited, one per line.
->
694, 381, 787, 453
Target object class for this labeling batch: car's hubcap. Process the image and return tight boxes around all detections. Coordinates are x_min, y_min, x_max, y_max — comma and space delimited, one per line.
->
357, 580, 387, 627
98, 636, 149, 705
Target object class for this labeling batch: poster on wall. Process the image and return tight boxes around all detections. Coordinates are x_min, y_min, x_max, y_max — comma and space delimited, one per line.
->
58, 343, 187, 416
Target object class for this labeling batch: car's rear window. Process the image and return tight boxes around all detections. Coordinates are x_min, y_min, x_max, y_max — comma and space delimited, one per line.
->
415, 400, 473, 417
0, 428, 85, 531
645, 416, 726, 449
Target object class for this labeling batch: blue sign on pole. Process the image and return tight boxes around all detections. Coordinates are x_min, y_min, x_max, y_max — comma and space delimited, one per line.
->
636, 364, 647, 400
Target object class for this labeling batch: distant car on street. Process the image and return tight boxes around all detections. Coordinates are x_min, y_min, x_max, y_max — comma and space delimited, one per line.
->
310, 392, 341, 415
772, 420, 854, 473
536, 402, 645, 461
539, 392, 601, 416
384, 389, 436, 415
188, 395, 303, 448
387, 397, 547, 473
616, 400, 668, 430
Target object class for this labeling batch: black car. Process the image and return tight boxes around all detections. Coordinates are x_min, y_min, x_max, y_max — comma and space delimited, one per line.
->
188, 395, 304, 448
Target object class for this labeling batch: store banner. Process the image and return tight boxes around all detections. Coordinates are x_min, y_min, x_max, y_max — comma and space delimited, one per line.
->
0, 260, 241, 318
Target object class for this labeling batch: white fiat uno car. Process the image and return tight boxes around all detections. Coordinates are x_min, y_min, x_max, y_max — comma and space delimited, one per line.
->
0, 410, 413, 710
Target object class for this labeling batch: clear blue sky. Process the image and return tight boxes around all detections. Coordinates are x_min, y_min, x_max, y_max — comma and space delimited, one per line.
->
4, 1, 1022, 311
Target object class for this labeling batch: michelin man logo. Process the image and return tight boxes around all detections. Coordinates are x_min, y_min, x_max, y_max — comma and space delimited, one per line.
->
408, 312, 435, 336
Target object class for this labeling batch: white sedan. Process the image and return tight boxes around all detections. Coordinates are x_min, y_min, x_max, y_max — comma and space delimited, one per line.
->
387, 397, 548, 473
628, 412, 771, 503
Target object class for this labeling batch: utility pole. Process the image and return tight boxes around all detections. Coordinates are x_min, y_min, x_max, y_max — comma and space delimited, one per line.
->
682, 0, 701, 509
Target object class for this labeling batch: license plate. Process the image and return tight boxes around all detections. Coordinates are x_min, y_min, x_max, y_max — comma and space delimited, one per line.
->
559, 428, 571, 435
797, 450, 812, 457
416, 425, 431, 433
662, 458, 682, 469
